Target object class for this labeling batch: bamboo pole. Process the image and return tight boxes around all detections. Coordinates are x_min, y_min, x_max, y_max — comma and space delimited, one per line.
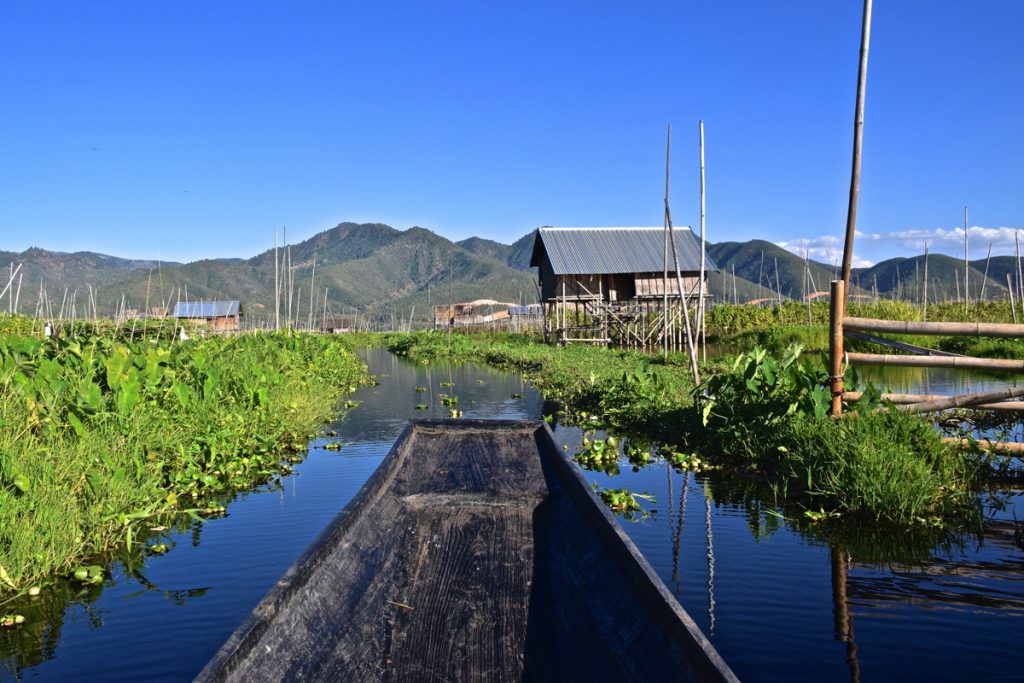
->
844, 391, 1024, 413
829, 280, 846, 415
963, 206, 969, 311
840, 0, 873, 291
698, 119, 707, 363
274, 227, 280, 331
14, 273, 22, 315
943, 438, 1024, 456
844, 317, 1024, 338
308, 254, 316, 330
897, 386, 1024, 414
847, 353, 1024, 373
842, 330, 963, 356
663, 124, 672, 358
1009, 274, 1019, 324
980, 243, 992, 302
1017, 230, 1023, 321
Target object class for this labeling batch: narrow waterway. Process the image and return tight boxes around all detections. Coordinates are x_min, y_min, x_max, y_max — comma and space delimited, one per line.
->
2, 348, 1023, 682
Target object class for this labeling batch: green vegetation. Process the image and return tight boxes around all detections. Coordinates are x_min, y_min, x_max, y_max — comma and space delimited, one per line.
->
388, 330, 980, 526
690, 346, 976, 524
0, 329, 367, 593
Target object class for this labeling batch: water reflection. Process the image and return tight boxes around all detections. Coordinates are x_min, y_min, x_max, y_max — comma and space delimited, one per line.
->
3, 348, 1023, 682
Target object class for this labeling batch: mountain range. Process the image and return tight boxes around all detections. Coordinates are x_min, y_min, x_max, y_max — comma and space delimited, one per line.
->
0, 222, 1010, 322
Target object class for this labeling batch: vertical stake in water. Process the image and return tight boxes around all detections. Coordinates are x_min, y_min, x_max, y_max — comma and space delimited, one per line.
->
963, 206, 969, 312
663, 124, 671, 358
923, 241, 929, 320
698, 120, 707, 362
833, 0, 872, 415
839, 0, 873, 291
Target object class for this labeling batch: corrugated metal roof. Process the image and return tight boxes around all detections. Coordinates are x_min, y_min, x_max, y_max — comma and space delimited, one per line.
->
530, 227, 717, 275
172, 301, 241, 318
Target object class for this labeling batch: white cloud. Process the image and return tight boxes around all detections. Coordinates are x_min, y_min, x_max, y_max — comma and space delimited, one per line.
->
776, 236, 873, 268
777, 225, 1024, 266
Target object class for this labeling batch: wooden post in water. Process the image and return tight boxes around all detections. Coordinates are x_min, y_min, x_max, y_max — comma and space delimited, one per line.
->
829, 280, 846, 416
663, 124, 672, 358
922, 242, 929, 320
698, 119, 707, 362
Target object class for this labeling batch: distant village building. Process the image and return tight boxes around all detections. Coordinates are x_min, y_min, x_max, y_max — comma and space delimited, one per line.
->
320, 316, 355, 334
529, 227, 717, 347
171, 300, 242, 331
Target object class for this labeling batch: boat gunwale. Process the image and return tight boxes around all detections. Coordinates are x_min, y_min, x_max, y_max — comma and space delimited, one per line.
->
195, 418, 737, 682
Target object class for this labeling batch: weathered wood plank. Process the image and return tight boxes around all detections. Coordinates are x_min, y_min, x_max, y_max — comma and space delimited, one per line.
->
197, 419, 737, 683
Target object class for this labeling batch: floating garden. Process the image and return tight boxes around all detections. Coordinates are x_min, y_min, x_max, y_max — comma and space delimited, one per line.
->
0, 323, 368, 597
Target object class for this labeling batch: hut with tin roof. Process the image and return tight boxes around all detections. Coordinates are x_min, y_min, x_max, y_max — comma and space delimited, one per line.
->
529, 227, 716, 348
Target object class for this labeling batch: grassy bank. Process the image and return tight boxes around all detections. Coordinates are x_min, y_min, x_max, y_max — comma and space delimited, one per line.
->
387, 331, 979, 526
0, 329, 368, 593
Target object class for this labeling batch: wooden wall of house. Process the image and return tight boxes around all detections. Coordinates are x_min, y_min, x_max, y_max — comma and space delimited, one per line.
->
551, 275, 604, 300
210, 315, 241, 330
540, 268, 705, 303
634, 273, 702, 298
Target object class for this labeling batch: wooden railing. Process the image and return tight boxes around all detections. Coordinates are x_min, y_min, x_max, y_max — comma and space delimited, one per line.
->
829, 280, 1024, 428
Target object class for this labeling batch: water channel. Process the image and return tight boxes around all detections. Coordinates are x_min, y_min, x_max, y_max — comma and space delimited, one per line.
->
2, 347, 1023, 681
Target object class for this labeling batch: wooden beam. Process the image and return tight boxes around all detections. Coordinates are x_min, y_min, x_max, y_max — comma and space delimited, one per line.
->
895, 386, 1024, 414
943, 438, 1024, 456
846, 352, 1024, 373
844, 317, 1024, 338
844, 391, 1024, 413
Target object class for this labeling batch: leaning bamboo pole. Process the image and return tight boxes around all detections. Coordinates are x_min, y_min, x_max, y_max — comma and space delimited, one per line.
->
943, 438, 1024, 456
839, 0, 873, 291
844, 317, 1024, 338
1010, 274, 1019, 324
980, 243, 993, 302
844, 391, 1024, 413
847, 353, 1024, 373
896, 386, 1024, 415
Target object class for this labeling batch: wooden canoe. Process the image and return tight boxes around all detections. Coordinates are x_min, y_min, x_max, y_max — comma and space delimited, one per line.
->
196, 418, 737, 682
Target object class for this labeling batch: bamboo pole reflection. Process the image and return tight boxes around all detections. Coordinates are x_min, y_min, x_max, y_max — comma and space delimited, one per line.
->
705, 484, 715, 635
831, 547, 860, 683
666, 464, 690, 597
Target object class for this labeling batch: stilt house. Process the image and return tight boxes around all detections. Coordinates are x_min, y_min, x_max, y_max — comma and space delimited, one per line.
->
529, 227, 717, 347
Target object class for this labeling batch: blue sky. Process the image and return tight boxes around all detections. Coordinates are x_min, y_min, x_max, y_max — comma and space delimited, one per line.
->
1, 1, 1021, 266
